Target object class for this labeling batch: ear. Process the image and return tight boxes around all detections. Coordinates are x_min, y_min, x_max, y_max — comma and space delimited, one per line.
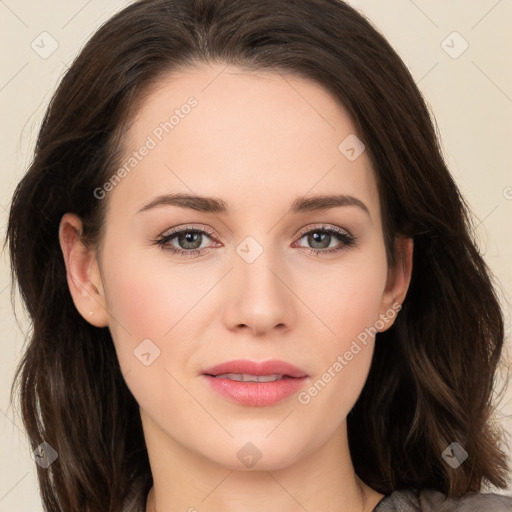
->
377, 236, 413, 332
58, 213, 109, 327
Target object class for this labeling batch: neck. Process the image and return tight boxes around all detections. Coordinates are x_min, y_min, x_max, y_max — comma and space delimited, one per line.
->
142, 413, 383, 512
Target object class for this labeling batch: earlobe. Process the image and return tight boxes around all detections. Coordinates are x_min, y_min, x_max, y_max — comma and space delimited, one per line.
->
58, 213, 109, 327
377, 236, 413, 332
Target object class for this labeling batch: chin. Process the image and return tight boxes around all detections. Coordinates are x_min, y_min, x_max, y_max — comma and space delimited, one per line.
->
201, 435, 312, 473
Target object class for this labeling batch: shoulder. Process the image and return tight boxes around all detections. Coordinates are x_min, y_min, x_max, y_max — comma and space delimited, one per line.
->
373, 487, 512, 512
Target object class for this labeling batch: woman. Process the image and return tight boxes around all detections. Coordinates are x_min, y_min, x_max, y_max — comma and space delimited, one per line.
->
6, 0, 511, 511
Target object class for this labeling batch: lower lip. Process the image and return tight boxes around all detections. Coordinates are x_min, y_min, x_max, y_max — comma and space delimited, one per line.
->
202, 375, 308, 406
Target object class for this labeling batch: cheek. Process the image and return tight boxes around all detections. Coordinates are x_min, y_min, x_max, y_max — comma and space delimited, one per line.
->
299, 251, 388, 407
101, 248, 201, 419
102, 246, 200, 339
316, 254, 388, 344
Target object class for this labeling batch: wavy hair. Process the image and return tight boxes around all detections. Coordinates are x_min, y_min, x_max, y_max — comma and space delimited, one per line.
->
5, 0, 510, 510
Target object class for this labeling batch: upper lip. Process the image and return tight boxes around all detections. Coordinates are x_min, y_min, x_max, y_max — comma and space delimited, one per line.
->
202, 359, 308, 378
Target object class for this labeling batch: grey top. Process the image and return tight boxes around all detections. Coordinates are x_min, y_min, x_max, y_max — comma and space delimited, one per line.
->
122, 478, 512, 511
373, 487, 512, 511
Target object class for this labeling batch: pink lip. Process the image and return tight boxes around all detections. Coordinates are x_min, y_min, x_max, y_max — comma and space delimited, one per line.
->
201, 359, 309, 407
202, 359, 308, 378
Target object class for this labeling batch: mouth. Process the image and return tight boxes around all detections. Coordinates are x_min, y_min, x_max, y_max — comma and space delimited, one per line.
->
211, 373, 289, 382
201, 359, 309, 406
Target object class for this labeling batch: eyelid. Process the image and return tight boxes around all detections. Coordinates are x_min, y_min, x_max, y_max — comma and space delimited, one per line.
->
295, 223, 353, 239
159, 223, 352, 241
160, 224, 217, 238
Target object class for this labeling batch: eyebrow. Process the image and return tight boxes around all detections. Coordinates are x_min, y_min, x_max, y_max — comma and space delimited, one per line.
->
136, 192, 370, 216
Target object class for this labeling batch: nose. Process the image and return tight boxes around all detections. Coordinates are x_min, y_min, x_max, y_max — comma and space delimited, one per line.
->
221, 241, 296, 336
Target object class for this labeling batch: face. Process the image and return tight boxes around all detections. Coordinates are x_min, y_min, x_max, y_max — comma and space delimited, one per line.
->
62, 63, 411, 472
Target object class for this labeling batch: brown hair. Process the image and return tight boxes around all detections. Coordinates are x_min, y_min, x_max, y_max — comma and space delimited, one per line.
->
5, 0, 510, 510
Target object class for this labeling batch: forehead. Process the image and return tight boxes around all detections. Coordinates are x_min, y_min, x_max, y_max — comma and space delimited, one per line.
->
106, 63, 380, 221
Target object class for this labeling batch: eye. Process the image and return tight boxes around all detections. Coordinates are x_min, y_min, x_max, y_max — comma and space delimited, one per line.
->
293, 224, 356, 256
154, 225, 218, 258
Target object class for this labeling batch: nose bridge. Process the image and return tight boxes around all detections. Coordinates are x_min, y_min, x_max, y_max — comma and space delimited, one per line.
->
235, 232, 285, 297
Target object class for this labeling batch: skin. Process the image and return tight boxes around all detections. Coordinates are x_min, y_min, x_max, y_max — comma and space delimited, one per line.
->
59, 63, 413, 512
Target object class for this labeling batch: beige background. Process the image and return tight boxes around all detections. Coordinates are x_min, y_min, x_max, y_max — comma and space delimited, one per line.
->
1, 0, 511, 509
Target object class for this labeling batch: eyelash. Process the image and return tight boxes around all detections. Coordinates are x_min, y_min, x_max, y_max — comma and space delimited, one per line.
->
154, 224, 356, 258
